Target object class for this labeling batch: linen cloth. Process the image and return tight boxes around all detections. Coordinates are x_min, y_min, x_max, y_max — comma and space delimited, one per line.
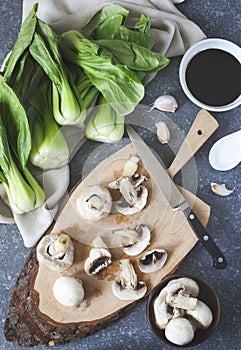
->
0, 0, 206, 247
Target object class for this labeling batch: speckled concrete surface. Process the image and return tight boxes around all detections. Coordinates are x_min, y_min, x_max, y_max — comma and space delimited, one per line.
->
0, 0, 240, 349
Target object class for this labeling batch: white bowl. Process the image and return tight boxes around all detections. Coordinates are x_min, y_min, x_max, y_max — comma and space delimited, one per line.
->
179, 38, 241, 112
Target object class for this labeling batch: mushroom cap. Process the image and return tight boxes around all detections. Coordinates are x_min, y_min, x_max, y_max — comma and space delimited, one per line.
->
165, 317, 194, 346
187, 300, 213, 329
139, 248, 167, 273
114, 225, 151, 256
36, 233, 74, 272
53, 276, 85, 307
76, 185, 112, 221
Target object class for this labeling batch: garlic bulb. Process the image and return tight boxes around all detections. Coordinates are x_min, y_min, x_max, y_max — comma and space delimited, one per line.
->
148, 95, 178, 113
156, 121, 170, 144
211, 182, 234, 196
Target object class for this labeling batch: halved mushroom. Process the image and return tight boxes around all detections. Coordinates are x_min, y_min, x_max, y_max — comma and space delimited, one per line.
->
76, 185, 112, 221
139, 248, 167, 273
36, 232, 74, 272
164, 277, 200, 297
109, 155, 140, 189
112, 259, 147, 300
154, 289, 186, 330
84, 237, 111, 276
113, 225, 151, 256
53, 276, 85, 307
153, 290, 173, 329
186, 300, 213, 329
114, 185, 148, 215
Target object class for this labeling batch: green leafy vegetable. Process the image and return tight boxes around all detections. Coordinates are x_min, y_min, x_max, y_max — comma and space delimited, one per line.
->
95, 39, 170, 72
29, 75, 69, 170
0, 76, 45, 213
86, 94, 125, 143
81, 4, 129, 39
3, 3, 38, 82
59, 30, 145, 116
29, 19, 85, 125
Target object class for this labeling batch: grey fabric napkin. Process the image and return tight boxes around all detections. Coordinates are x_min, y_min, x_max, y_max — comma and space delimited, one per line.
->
0, 0, 206, 247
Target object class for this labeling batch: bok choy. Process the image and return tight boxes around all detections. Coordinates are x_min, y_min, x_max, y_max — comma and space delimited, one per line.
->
59, 30, 145, 116
29, 75, 69, 170
0, 76, 45, 213
29, 18, 85, 125
86, 95, 125, 143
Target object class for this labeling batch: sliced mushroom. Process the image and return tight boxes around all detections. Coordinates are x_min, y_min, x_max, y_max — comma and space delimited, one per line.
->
114, 185, 148, 215
84, 237, 111, 276
36, 233, 74, 272
109, 155, 140, 189
165, 317, 195, 346
53, 276, 85, 307
112, 259, 147, 300
187, 300, 213, 329
76, 185, 112, 221
166, 290, 198, 310
139, 248, 167, 273
153, 291, 173, 329
164, 277, 200, 297
114, 225, 151, 256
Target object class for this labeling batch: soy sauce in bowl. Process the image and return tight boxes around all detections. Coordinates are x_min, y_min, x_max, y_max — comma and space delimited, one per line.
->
186, 49, 241, 107
179, 38, 241, 112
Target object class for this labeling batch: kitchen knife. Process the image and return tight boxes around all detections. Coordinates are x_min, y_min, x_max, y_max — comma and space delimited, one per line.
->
126, 125, 227, 269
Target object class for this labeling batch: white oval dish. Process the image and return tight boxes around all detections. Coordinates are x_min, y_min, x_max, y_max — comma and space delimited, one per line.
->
209, 130, 241, 171
179, 38, 241, 112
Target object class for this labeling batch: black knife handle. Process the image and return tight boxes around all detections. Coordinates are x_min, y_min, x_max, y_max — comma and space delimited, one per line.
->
183, 208, 227, 269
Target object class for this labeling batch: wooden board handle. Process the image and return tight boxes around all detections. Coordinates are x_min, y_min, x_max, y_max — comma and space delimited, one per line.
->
168, 109, 219, 178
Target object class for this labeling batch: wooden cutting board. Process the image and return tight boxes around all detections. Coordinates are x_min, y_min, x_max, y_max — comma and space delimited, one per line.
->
4, 110, 219, 347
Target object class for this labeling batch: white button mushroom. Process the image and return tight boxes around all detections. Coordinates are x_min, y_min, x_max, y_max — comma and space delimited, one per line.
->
152, 277, 214, 346
76, 185, 112, 221
165, 317, 195, 346
36, 233, 74, 272
53, 276, 85, 307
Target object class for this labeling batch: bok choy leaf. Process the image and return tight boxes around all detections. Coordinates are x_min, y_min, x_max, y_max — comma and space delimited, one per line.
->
95, 39, 170, 72
59, 30, 145, 116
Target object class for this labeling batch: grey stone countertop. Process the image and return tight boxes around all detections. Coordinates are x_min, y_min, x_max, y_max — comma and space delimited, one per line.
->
0, 1, 240, 349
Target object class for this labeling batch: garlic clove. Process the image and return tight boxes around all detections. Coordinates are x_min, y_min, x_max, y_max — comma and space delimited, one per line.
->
172, 0, 186, 4
156, 121, 170, 144
148, 95, 178, 113
211, 182, 234, 196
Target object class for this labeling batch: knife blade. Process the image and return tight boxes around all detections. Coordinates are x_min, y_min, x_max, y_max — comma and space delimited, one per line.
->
126, 125, 227, 269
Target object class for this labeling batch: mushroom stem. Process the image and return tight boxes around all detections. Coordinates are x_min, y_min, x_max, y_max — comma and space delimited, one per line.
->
48, 233, 71, 259
119, 259, 138, 289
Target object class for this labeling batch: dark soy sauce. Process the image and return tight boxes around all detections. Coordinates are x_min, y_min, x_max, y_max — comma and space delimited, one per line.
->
186, 48, 241, 106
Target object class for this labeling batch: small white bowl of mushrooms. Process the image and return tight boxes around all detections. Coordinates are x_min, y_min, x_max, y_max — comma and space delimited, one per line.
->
147, 274, 220, 347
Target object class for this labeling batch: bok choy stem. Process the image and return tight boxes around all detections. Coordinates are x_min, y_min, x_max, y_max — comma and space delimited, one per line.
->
29, 75, 69, 170
86, 94, 125, 143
